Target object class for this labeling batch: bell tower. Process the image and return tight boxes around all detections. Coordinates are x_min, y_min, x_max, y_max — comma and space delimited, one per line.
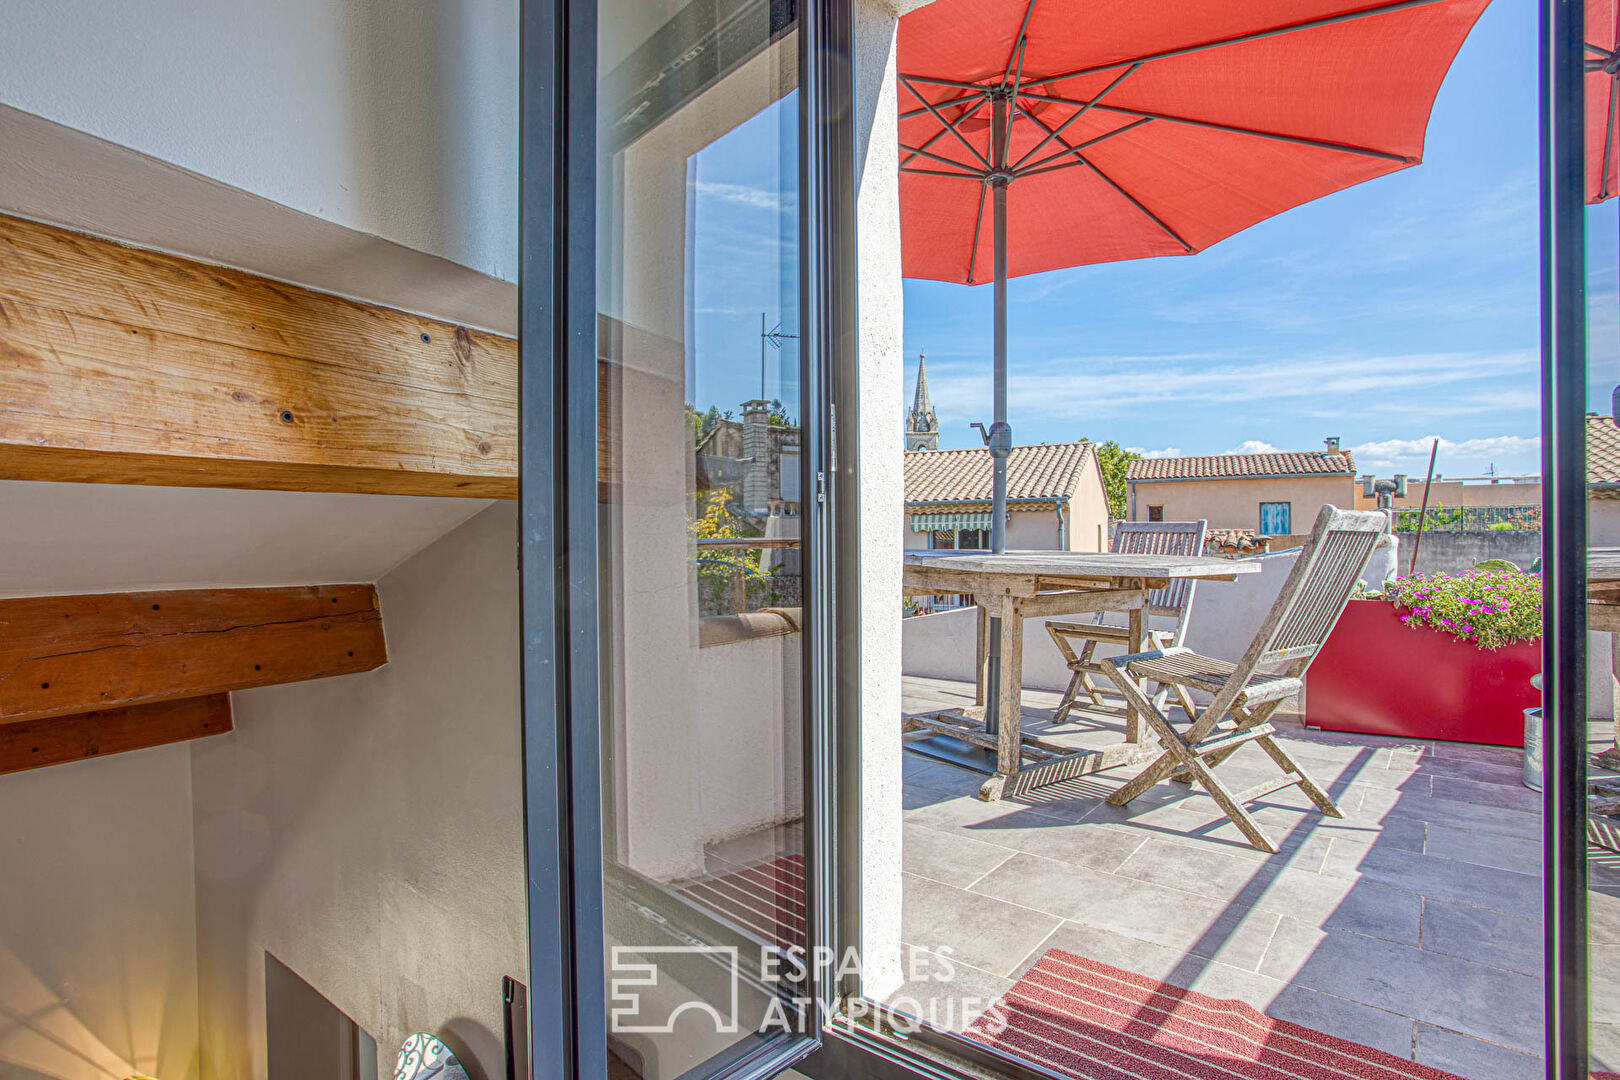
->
905, 353, 939, 451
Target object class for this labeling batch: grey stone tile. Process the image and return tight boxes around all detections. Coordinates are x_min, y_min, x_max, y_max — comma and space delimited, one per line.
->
1594, 945, 1620, 1025
886, 946, 1012, 1034
1266, 985, 1416, 1060
1592, 1021, 1620, 1073
1591, 887, 1620, 945
1414, 1024, 1542, 1080
1422, 899, 1543, 977
964, 815, 1150, 874
1247, 870, 1422, 945
1422, 823, 1543, 875
1359, 784, 1542, 842
1431, 775, 1543, 814
1262, 928, 1543, 1054
1114, 835, 1336, 905
1430, 741, 1526, 767
1349, 844, 1541, 919
900, 871, 1061, 977
970, 853, 1280, 970
1029, 921, 1284, 1007
902, 822, 1016, 889
905, 791, 1071, 832
1415, 753, 1532, 789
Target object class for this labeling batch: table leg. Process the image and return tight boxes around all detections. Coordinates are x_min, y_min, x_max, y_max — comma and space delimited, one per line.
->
975, 605, 989, 708
994, 604, 1024, 783
1126, 603, 1145, 744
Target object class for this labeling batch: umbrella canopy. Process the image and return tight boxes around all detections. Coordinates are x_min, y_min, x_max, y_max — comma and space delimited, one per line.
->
1589, 0, 1618, 204
898, 0, 1491, 283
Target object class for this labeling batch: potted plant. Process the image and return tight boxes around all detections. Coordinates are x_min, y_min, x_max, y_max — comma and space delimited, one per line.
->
1303, 566, 1542, 746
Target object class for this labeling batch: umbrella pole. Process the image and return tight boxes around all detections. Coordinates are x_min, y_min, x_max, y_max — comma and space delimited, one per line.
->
986, 92, 1012, 739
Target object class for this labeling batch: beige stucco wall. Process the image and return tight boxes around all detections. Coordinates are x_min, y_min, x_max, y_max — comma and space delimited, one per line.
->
190, 503, 527, 1080
0, 744, 202, 1080
1355, 478, 1542, 511
1129, 475, 1354, 533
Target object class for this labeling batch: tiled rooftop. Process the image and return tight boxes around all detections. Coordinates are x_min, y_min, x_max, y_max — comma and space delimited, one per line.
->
1127, 451, 1356, 482
905, 441, 1095, 505
1590, 413, 1620, 485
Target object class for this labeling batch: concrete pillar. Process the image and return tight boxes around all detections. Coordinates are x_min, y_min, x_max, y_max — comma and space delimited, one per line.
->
851, 0, 922, 1002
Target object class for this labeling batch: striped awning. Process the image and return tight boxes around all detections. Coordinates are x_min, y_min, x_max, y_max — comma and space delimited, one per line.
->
910, 511, 994, 532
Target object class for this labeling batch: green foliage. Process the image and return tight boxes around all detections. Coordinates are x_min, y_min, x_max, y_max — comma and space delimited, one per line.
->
1085, 438, 1140, 520
766, 399, 791, 426
1383, 568, 1543, 650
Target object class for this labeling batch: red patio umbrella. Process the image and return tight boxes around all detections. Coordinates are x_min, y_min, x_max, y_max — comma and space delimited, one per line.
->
1589, 0, 1619, 204
897, 0, 1490, 554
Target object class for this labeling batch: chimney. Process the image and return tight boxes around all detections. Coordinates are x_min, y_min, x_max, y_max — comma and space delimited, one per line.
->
741, 400, 771, 512
1324, 436, 1341, 454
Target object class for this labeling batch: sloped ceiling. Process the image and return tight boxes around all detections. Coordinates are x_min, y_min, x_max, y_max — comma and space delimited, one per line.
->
0, 481, 496, 598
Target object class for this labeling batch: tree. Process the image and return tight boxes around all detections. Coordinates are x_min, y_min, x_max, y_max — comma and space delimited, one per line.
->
1085, 438, 1139, 520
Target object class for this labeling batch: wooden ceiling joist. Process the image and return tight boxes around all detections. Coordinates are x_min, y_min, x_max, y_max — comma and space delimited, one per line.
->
0, 584, 387, 724
0, 212, 517, 498
0, 695, 232, 776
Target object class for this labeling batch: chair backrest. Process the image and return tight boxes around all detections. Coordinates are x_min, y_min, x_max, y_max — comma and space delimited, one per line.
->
1242, 505, 1389, 672
1110, 519, 1209, 618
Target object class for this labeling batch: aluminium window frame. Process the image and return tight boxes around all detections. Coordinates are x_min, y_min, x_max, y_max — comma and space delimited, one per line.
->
519, 0, 850, 1078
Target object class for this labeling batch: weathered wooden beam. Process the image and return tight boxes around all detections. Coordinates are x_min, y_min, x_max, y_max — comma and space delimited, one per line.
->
0, 585, 386, 723
0, 212, 517, 497
0, 695, 232, 775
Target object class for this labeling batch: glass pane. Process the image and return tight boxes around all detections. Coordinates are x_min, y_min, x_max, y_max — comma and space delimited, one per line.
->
1589, 0, 1620, 1067
595, 1, 806, 1077
877, 0, 1547, 1076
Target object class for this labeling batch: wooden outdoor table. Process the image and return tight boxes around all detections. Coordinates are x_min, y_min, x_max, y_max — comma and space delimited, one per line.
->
901, 550, 1261, 800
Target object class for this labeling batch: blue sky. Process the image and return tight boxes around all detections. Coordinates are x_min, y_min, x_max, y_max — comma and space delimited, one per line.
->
685, 0, 1618, 480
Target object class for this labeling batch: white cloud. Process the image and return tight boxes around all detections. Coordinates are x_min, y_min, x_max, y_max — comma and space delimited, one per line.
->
1125, 446, 1182, 458
923, 348, 1538, 424
1225, 440, 1279, 455
1349, 434, 1541, 473
692, 180, 792, 211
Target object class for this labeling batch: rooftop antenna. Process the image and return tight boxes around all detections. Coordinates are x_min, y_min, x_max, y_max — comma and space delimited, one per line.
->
759, 312, 798, 402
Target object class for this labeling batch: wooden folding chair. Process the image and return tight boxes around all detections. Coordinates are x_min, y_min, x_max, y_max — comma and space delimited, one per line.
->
1099, 505, 1389, 853
1046, 519, 1208, 726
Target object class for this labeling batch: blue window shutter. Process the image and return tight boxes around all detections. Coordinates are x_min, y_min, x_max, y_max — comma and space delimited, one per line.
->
1259, 502, 1291, 534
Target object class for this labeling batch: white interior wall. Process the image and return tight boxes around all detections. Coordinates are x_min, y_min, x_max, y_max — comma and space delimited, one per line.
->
0, 0, 518, 285
190, 503, 526, 1080
0, 744, 202, 1080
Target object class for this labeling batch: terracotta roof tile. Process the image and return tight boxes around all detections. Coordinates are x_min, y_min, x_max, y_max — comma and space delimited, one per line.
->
1126, 451, 1355, 481
904, 442, 1094, 504
1591, 414, 1620, 484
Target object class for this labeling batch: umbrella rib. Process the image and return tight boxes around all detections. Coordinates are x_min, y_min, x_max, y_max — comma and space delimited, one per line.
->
1022, 0, 1453, 89
1013, 94, 1409, 161
901, 165, 991, 179
1002, 0, 1037, 91
1017, 116, 1154, 176
1605, 75, 1618, 201
967, 183, 988, 284
900, 125, 953, 169
901, 75, 994, 171
901, 140, 992, 175
1082, 156, 1195, 253
1011, 62, 1142, 170
899, 90, 986, 123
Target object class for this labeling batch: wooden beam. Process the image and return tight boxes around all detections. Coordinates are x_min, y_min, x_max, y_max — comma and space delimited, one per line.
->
0, 585, 386, 723
0, 213, 517, 497
0, 695, 232, 775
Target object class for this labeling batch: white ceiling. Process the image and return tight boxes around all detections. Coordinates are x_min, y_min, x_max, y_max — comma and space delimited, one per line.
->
0, 481, 496, 598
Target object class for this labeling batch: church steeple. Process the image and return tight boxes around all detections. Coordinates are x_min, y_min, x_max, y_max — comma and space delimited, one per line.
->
906, 353, 939, 451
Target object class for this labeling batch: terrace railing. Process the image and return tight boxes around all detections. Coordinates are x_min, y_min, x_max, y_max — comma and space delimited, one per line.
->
1391, 504, 1541, 533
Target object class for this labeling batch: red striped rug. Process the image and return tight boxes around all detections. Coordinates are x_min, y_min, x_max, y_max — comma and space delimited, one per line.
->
966, 949, 1471, 1080
675, 853, 805, 952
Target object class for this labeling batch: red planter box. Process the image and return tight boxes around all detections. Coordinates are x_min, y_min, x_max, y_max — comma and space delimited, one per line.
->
1303, 599, 1541, 746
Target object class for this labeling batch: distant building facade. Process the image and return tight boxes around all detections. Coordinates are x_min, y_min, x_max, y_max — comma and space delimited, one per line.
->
1125, 444, 1357, 540
905, 353, 939, 451
904, 441, 1109, 552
